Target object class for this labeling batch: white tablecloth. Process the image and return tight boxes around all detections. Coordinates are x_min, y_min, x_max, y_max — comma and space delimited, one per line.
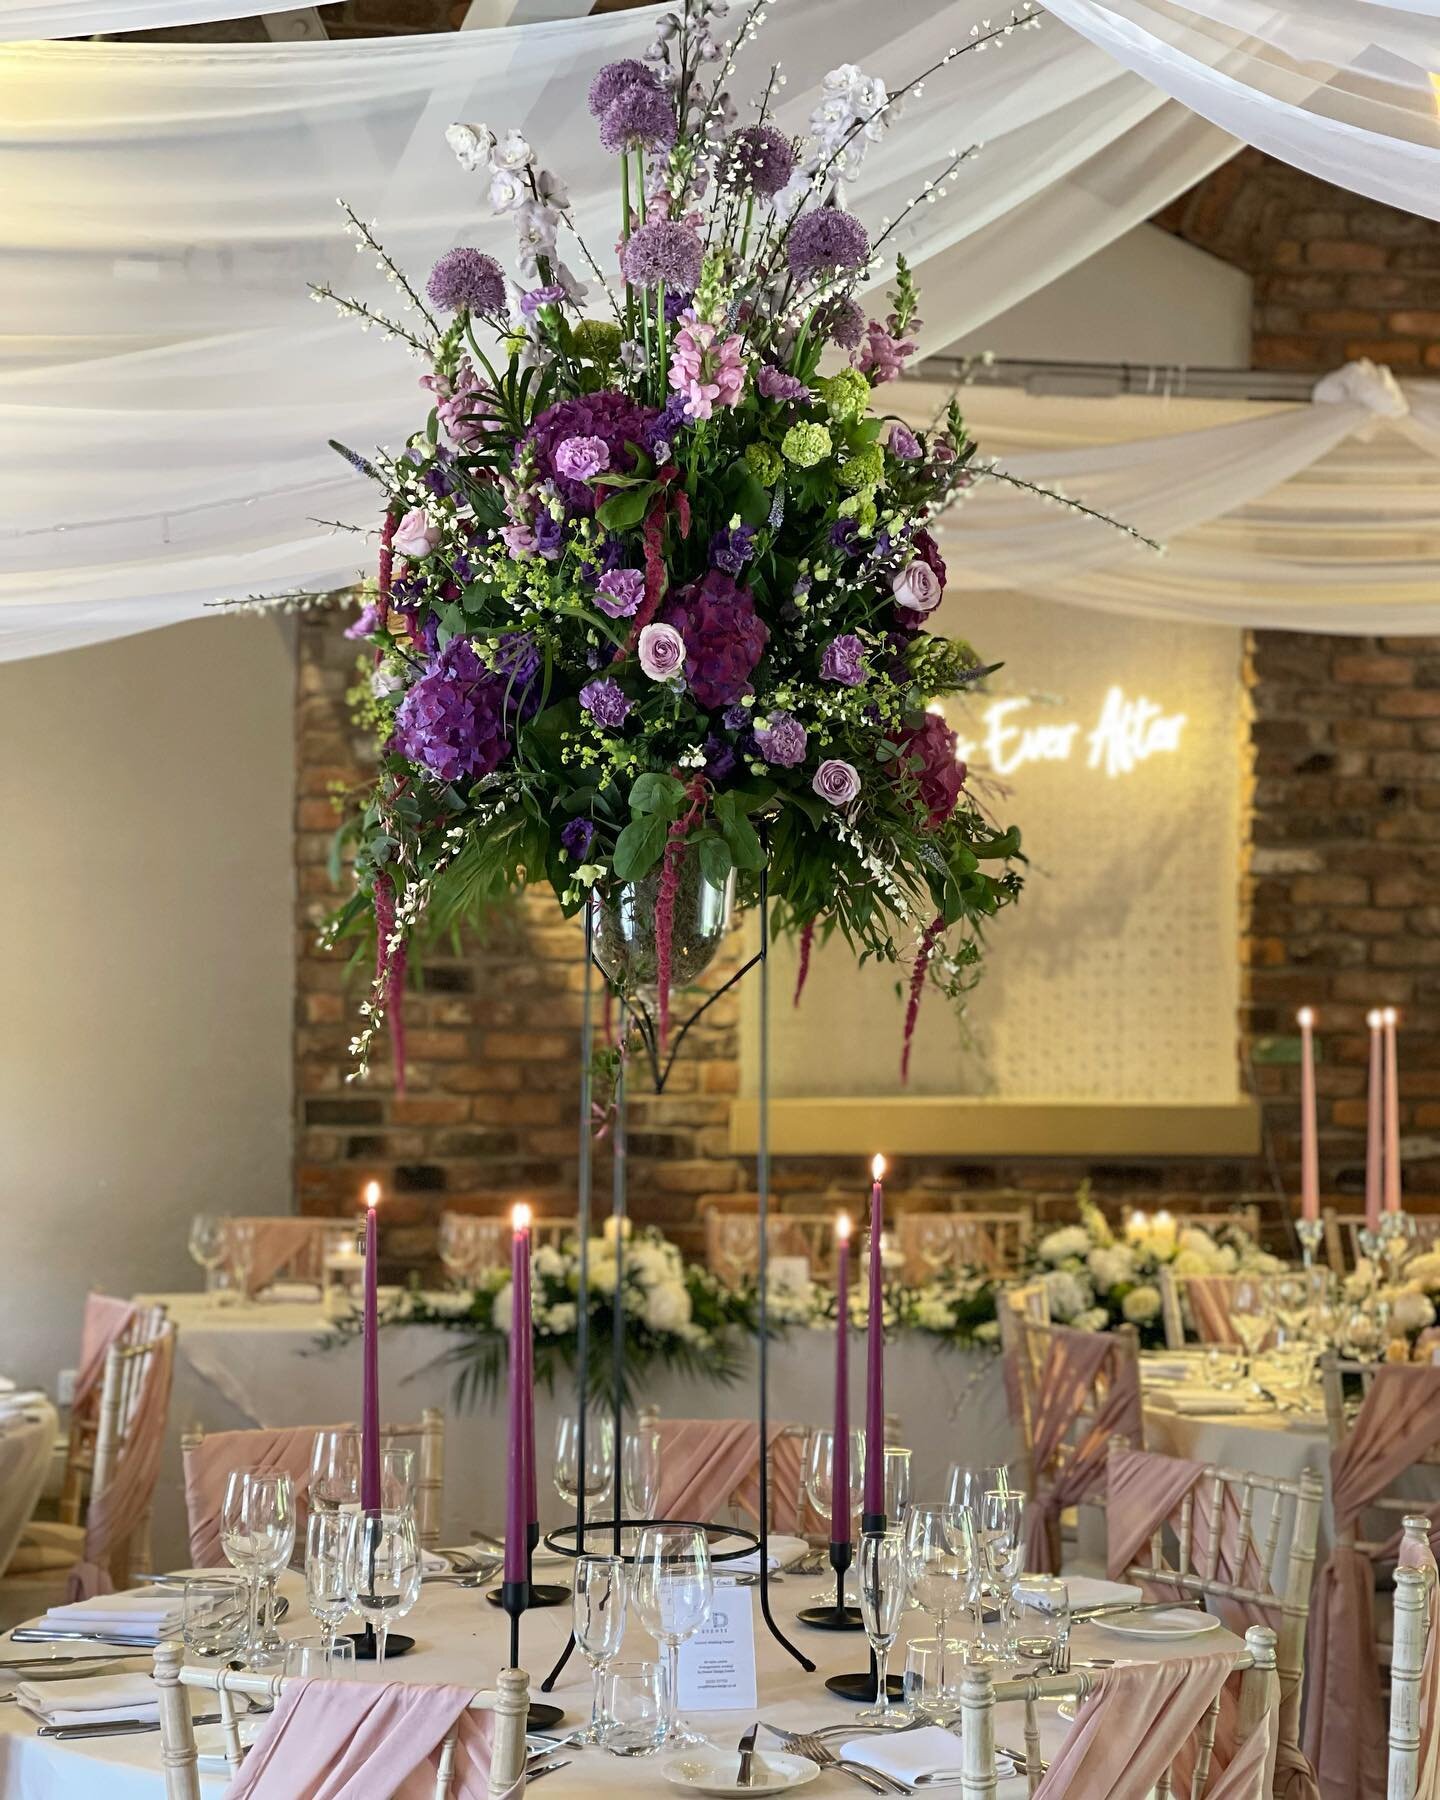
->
0, 1569, 1244, 1798
0, 1397, 59, 1577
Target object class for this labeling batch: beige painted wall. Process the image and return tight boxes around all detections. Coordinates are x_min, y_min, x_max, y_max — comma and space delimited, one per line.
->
0, 616, 295, 1391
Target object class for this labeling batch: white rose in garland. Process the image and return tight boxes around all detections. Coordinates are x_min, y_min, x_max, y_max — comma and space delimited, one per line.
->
643, 1281, 693, 1333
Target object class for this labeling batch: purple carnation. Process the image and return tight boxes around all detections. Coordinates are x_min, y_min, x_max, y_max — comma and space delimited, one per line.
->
787, 208, 870, 281
587, 59, 659, 118
709, 523, 756, 576
820, 634, 867, 686
659, 570, 769, 712
554, 435, 611, 481
817, 294, 866, 349
754, 710, 808, 768
520, 283, 567, 316
718, 124, 797, 198
392, 640, 517, 785
888, 423, 922, 462
595, 568, 645, 618
621, 220, 703, 292
579, 677, 632, 729
757, 364, 813, 404
426, 248, 506, 316
600, 83, 676, 155
561, 817, 597, 862
522, 390, 659, 513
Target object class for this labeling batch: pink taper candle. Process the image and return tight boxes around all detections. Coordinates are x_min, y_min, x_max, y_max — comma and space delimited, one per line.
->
504, 1204, 532, 1585
1366, 1011, 1385, 1232
1384, 1008, 1402, 1213
361, 1182, 381, 1512
1298, 1009, 1319, 1222
863, 1155, 886, 1521
831, 1214, 851, 1546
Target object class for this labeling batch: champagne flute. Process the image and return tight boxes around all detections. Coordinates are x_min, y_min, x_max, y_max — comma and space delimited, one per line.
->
979, 1488, 1026, 1659
308, 1429, 361, 1514
572, 1554, 628, 1745
438, 1214, 474, 1290
304, 1510, 353, 1665
632, 1524, 712, 1748
1231, 1276, 1272, 1390
188, 1214, 228, 1296
623, 1425, 662, 1519
227, 1220, 257, 1304
345, 1506, 422, 1667
906, 1503, 975, 1705
883, 1447, 913, 1529
856, 1528, 909, 1727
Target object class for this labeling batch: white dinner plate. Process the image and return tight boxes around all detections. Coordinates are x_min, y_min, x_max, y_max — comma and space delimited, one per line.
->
662, 1749, 819, 1795
196, 1716, 262, 1771
1095, 1609, 1222, 1640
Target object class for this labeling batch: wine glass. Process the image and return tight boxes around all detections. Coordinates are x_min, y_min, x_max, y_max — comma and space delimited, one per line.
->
572, 1554, 628, 1745
906, 1502, 976, 1702
945, 1462, 1012, 1519
979, 1488, 1026, 1659
188, 1214, 228, 1296
305, 1510, 353, 1665
380, 1446, 416, 1514
631, 1524, 712, 1748
803, 1427, 864, 1530
345, 1506, 422, 1666
1230, 1276, 1273, 1389
856, 1528, 910, 1727
438, 1215, 474, 1290
220, 1471, 294, 1665
308, 1429, 361, 1514
555, 1414, 614, 1517
883, 1447, 913, 1529
623, 1425, 662, 1519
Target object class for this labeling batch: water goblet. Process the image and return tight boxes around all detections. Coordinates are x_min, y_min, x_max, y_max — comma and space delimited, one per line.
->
188, 1214, 228, 1297
247, 1473, 297, 1665
602, 1661, 668, 1756
220, 1470, 294, 1665
901, 1635, 966, 1724
572, 1554, 628, 1745
622, 1425, 662, 1520
803, 1426, 864, 1600
438, 1214, 474, 1290
305, 1509, 353, 1662
906, 1502, 976, 1699
345, 1505, 422, 1666
1230, 1276, 1273, 1388
181, 1574, 249, 1661
631, 1524, 712, 1748
856, 1528, 909, 1727
308, 1428, 361, 1514
979, 1488, 1026, 1660
1014, 1575, 1069, 1666
284, 1635, 356, 1678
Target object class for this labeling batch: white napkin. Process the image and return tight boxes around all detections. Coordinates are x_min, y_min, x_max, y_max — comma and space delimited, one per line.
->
256, 1280, 322, 1303
34, 1592, 183, 1642
840, 1725, 1014, 1786
1165, 1392, 1255, 1416
1064, 1576, 1143, 1612
724, 1535, 810, 1575
17, 1670, 158, 1727
1141, 1359, 1197, 1382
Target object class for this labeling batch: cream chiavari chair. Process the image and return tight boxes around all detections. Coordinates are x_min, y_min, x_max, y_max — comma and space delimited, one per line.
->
439, 1211, 578, 1278
1323, 1206, 1440, 1276
1389, 1547, 1435, 1800
152, 1643, 529, 1799
958, 1624, 1280, 1799
896, 1208, 1033, 1281
224, 1217, 355, 1292
699, 1199, 838, 1288
1157, 1268, 1242, 1352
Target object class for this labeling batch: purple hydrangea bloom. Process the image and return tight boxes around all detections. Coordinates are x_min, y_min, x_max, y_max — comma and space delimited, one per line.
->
719, 125, 797, 199
756, 364, 813, 403
709, 523, 756, 576
754, 710, 808, 767
523, 391, 659, 513
426, 248, 507, 316
554, 435, 611, 481
579, 677, 633, 729
345, 603, 382, 640
600, 83, 676, 154
659, 570, 769, 712
587, 59, 659, 118
561, 817, 597, 861
786, 208, 870, 281
595, 568, 645, 618
621, 221, 703, 292
820, 633, 867, 686
703, 733, 738, 782
392, 640, 517, 784
520, 283, 567, 316
888, 423, 922, 462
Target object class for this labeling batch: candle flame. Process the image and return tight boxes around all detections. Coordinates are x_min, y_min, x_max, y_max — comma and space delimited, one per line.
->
836, 1212, 851, 1242
871, 1154, 886, 1182
363, 1181, 381, 1211
512, 1202, 532, 1232
1297, 1007, 1314, 1029
1368, 1008, 1384, 1030
1383, 1006, 1399, 1026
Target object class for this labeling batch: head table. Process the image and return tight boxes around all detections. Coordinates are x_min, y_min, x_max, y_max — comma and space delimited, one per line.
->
0, 1567, 1246, 1799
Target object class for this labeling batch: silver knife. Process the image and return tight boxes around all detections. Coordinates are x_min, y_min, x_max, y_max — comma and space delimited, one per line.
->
38, 1712, 224, 1741
1072, 1598, 1202, 1622
526, 1760, 571, 1785
10, 1633, 159, 1648
737, 1721, 759, 1788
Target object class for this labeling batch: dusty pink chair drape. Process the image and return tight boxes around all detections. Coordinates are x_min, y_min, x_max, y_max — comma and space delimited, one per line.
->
1020, 1328, 1142, 1574
1398, 1531, 1440, 1800
75, 1294, 138, 1410
233, 1219, 334, 1296
1304, 1365, 1440, 1800
224, 1677, 514, 1799
68, 1326, 175, 1600
1185, 1275, 1240, 1347
655, 1420, 804, 1532
182, 1425, 332, 1567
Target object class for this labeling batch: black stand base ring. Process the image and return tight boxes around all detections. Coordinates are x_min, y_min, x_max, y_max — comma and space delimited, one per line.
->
526, 1703, 566, 1731
796, 1604, 865, 1632
345, 1629, 415, 1660
488, 1583, 569, 1609
825, 1672, 905, 1703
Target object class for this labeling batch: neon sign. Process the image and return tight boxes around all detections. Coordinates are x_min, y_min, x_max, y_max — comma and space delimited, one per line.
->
946, 687, 1186, 779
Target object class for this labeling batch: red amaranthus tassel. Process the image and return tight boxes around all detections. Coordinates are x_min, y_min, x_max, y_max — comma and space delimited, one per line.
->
793, 919, 815, 1009
653, 776, 709, 1056
900, 914, 946, 1085
373, 872, 407, 1094
375, 508, 398, 640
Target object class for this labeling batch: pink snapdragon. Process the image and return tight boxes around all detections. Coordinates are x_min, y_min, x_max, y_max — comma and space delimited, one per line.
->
669, 319, 746, 421
854, 320, 917, 385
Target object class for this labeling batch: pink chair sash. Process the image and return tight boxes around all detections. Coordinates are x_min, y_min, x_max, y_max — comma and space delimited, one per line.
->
75, 1294, 138, 1410
656, 1421, 804, 1532
1185, 1275, 1240, 1347
1022, 1329, 1142, 1574
234, 1219, 331, 1296
183, 1425, 335, 1567
69, 1327, 174, 1600
224, 1677, 510, 1799
1303, 1366, 1440, 1800
1398, 1533, 1440, 1800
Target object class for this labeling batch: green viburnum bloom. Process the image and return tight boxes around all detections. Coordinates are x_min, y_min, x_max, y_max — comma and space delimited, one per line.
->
838, 444, 885, 492
744, 442, 783, 485
573, 319, 623, 360
781, 421, 832, 468
819, 367, 871, 425
837, 491, 878, 532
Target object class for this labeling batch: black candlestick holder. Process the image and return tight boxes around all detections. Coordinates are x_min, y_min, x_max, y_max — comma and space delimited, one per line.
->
797, 1539, 863, 1631
486, 1521, 568, 1610
822, 1510, 902, 1702
345, 1621, 416, 1660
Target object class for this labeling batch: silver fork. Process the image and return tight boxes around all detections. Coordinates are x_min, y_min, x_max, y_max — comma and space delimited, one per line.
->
772, 1730, 905, 1795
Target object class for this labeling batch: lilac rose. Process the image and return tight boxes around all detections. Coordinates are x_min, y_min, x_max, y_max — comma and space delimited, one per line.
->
594, 568, 645, 618
892, 557, 943, 616
553, 435, 611, 482
392, 507, 440, 560
638, 622, 686, 682
579, 677, 632, 728
813, 759, 861, 806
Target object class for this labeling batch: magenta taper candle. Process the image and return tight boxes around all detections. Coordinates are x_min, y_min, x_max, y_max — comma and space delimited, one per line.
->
360, 1182, 381, 1512
1366, 1011, 1385, 1232
1384, 1008, 1402, 1213
831, 1214, 851, 1546
1298, 1009, 1319, 1223
863, 1155, 885, 1520
518, 1212, 537, 1527
503, 1203, 532, 1584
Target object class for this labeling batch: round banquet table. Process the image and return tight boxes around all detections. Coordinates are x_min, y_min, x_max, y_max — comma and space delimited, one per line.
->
0, 1569, 1246, 1798
0, 1396, 59, 1578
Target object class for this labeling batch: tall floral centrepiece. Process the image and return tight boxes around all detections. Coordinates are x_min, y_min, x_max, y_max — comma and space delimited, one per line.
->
325, 5, 1052, 1076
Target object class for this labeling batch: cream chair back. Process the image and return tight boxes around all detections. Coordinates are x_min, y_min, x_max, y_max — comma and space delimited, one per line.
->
700, 1202, 838, 1288
1389, 1558, 1435, 1800
896, 1209, 1032, 1280
1323, 1206, 1440, 1275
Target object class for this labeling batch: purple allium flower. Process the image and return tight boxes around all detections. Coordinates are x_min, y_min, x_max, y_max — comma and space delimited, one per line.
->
621, 220, 703, 292
345, 602, 382, 640
587, 58, 659, 118
392, 639, 517, 785
754, 710, 808, 768
813, 759, 862, 807
520, 283, 567, 316
638, 622, 686, 683
888, 422, 922, 462
426, 247, 507, 316
787, 208, 870, 281
560, 817, 597, 862
594, 568, 645, 619
523, 390, 659, 513
600, 83, 676, 155
709, 523, 756, 576
757, 364, 813, 404
718, 124, 797, 198
579, 677, 633, 729
659, 570, 769, 711
900, 712, 966, 828
820, 634, 867, 686
553, 435, 611, 482
817, 294, 866, 350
